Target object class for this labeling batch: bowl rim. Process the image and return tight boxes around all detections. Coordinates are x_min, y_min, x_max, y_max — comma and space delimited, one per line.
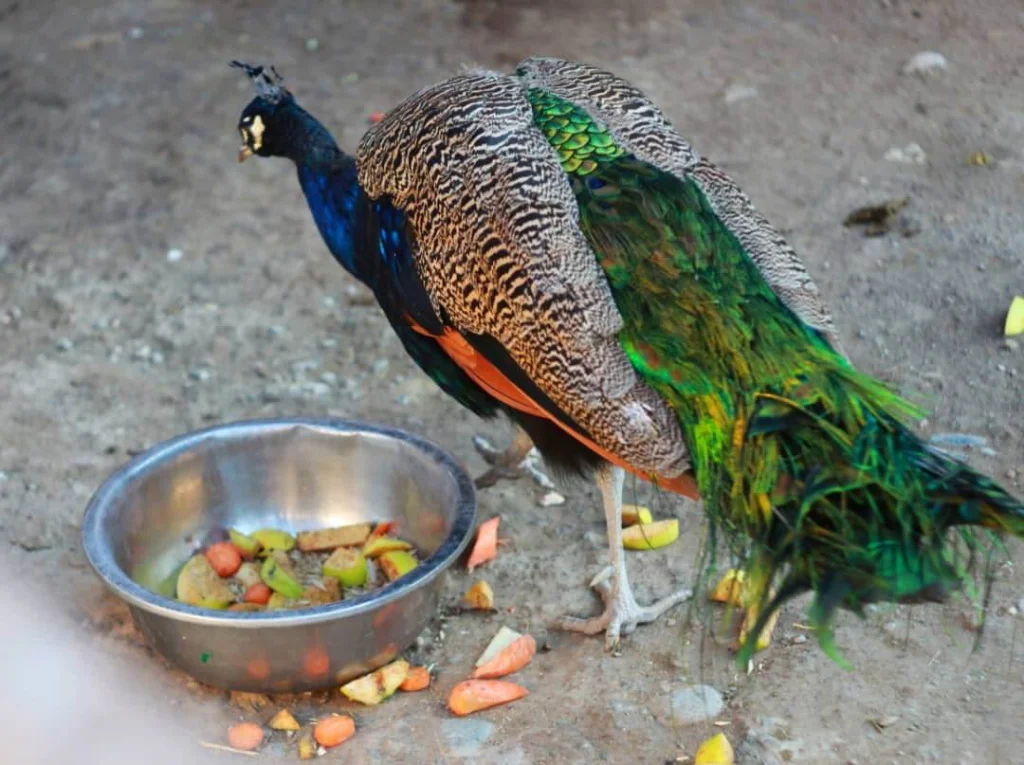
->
81, 416, 477, 628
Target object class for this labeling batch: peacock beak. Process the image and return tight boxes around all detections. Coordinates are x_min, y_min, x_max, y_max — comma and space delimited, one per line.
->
238, 145, 254, 163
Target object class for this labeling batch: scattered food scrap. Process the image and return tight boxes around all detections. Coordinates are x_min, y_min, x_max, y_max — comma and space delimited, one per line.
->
1005, 296, 1024, 337
467, 516, 500, 571
708, 569, 745, 607
226, 721, 265, 752
399, 665, 431, 692
622, 518, 679, 550
694, 732, 734, 765
463, 580, 495, 610
269, 709, 301, 732
340, 658, 410, 705
843, 197, 917, 237
448, 679, 529, 716
621, 504, 653, 526
313, 715, 356, 748
473, 633, 536, 679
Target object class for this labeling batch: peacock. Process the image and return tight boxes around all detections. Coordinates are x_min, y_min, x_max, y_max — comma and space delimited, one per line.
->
230, 58, 1023, 662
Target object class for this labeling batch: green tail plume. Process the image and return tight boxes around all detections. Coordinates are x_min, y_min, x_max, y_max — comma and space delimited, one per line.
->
527, 88, 1024, 665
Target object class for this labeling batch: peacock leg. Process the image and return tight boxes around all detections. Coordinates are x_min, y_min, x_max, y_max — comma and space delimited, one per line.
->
472, 426, 557, 491
550, 465, 692, 650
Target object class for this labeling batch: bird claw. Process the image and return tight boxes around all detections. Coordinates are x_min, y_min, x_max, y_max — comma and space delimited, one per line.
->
472, 434, 558, 491
550, 566, 692, 651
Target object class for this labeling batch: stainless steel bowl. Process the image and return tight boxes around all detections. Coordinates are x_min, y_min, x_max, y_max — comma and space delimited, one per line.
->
81, 417, 476, 693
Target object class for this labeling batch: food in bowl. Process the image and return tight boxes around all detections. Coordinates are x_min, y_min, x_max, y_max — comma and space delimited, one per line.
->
160, 521, 421, 612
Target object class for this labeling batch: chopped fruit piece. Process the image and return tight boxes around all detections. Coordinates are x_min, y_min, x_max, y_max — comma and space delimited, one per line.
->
472, 634, 536, 679
226, 722, 264, 752
621, 504, 653, 526
228, 529, 262, 558
269, 709, 300, 731
621, 519, 679, 550
399, 666, 431, 692
448, 680, 528, 716
205, 541, 243, 577
297, 523, 372, 552
362, 535, 414, 558
250, 528, 295, 553
234, 561, 262, 589
260, 553, 304, 599
243, 582, 272, 605
378, 550, 418, 581
709, 569, 746, 607
475, 626, 522, 668
323, 547, 369, 587
339, 659, 410, 705
314, 715, 355, 748
463, 580, 495, 610
175, 555, 234, 609
467, 517, 500, 571
694, 732, 735, 765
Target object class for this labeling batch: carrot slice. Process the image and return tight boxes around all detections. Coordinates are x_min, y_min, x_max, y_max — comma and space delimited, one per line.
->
368, 520, 397, 541
314, 715, 355, 748
466, 517, 500, 571
226, 722, 264, 751
243, 582, 272, 605
472, 634, 536, 679
399, 665, 431, 692
448, 679, 528, 716
205, 542, 243, 577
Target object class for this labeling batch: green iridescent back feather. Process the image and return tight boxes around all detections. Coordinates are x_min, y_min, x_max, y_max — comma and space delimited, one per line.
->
527, 89, 1024, 664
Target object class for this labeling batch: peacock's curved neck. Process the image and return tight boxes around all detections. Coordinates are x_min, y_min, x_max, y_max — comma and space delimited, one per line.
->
296, 154, 364, 277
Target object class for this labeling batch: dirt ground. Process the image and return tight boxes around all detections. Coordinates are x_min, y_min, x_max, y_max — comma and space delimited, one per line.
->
2, 0, 1023, 762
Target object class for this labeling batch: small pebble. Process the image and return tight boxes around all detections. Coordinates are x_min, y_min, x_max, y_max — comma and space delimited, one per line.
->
724, 84, 758, 104
190, 368, 212, 382
902, 51, 948, 75
166, 248, 183, 262
305, 37, 320, 52
668, 685, 724, 726
127, 26, 144, 40
1002, 339, 1019, 351
538, 491, 566, 507
56, 338, 74, 352
885, 143, 927, 165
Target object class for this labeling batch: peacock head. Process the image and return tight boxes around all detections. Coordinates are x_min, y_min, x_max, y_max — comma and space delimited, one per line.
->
231, 60, 300, 163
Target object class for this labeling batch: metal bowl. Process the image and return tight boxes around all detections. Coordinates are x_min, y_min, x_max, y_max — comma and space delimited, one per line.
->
81, 417, 476, 693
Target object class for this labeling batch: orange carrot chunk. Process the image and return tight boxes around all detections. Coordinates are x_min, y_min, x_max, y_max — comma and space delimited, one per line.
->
368, 520, 397, 541
243, 582, 272, 605
399, 666, 431, 692
466, 517, 500, 571
205, 542, 243, 577
471, 634, 536, 679
314, 715, 356, 748
448, 679, 528, 716
227, 722, 264, 751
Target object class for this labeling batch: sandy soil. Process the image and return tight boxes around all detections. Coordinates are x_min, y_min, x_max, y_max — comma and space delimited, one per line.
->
1, 1, 1022, 763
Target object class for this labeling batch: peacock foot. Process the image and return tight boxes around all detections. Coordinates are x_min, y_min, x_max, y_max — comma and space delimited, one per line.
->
550, 565, 692, 651
472, 431, 558, 493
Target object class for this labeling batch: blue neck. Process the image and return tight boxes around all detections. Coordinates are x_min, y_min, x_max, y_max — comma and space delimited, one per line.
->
297, 157, 363, 277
